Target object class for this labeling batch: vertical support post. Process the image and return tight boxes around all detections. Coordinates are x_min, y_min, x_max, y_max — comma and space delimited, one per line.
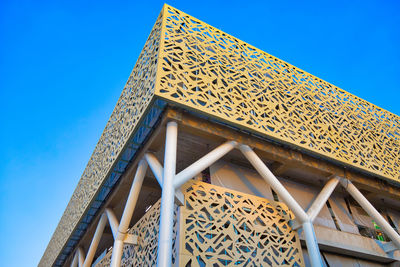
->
157, 121, 178, 267
340, 179, 400, 249
302, 221, 323, 267
110, 159, 148, 267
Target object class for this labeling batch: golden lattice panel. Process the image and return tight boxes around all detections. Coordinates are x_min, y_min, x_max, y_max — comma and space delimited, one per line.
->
42, 4, 400, 266
121, 199, 179, 266
179, 181, 304, 266
93, 250, 112, 267
156, 5, 400, 181
94, 199, 179, 267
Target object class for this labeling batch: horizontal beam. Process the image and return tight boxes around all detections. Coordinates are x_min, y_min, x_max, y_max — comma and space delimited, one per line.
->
124, 234, 138, 245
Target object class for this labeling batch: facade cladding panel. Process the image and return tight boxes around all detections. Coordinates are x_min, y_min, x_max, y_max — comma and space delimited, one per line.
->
40, 4, 400, 267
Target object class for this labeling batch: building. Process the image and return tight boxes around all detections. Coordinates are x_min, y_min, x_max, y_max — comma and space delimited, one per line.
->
39, 4, 400, 267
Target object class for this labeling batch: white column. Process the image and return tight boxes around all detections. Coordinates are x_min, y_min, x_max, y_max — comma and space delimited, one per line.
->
238, 144, 323, 267
70, 251, 78, 267
238, 145, 308, 222
105, 208, 119, 239
77, 247, 84, 267
173, 141, 237, 189
303, 221, 324, 266
157, 121, 178, 267
110, 159, 148, 267
341, 179, 400, 249
307, 176, 339, 222
145, 153, 163, 186
83, 213, 107, 267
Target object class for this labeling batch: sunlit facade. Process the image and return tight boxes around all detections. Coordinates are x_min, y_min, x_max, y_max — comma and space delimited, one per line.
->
40, 4, 400, 267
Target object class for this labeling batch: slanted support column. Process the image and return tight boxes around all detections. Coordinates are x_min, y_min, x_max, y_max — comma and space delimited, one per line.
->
105, 208, 119, 239
70, 251, 78, 267
145, 153, 163, 186
157, 121, 178, 267
238, 144, 323, 267
83, 213, 107, 267
110, 159, 148, 267
340, 178, 400, 250
307, 176, 340, 222
173, 141, 238, 189
77, 247, 84, 267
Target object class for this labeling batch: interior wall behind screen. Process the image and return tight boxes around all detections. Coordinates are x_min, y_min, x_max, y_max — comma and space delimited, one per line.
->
210, 160, 337, 230
209, 160, 273, 200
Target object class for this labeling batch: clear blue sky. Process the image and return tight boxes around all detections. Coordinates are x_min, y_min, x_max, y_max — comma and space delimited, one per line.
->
0, 0, 399, 266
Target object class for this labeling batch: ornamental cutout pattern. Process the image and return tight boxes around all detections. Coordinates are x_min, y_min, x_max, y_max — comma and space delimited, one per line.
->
179, 181, 304, 266
94, 199, 179, 267
41, 4, 400, 266
157, 5, 400, 181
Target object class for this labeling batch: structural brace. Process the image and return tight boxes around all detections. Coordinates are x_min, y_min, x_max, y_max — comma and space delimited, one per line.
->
69, 121, 400, 267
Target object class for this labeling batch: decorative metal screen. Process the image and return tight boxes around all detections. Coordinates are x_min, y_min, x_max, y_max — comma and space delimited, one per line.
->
94, 199, 179, 267
178, 181, 304, 266
41, 4, 400, 266
156, 5, 400, 182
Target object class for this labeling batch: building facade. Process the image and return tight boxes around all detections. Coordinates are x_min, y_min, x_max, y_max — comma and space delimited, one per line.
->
40, 4, 400, 267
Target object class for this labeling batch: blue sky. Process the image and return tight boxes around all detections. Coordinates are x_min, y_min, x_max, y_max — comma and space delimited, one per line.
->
0, 0, 399, 266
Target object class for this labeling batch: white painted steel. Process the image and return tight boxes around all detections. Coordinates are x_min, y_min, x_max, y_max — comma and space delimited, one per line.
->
83, 213, 107, 267
145, 153, 163, 186
118, 159, 148, 233
238, 144, 323, 267
341, 179, 400, 250
105, 208, 119, 239
110, 159, 148, 267
303, 221, 324, 267
157, 121, 178, 267
110, 240, 124, 267
173, 141, 238, 189
70, 251, 78, 267
77, 247, 84, 267
238, 144, 308, 223
307, 176, 339, 222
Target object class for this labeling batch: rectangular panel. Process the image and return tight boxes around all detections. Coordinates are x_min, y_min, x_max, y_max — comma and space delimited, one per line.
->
156, 4, 400, 183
